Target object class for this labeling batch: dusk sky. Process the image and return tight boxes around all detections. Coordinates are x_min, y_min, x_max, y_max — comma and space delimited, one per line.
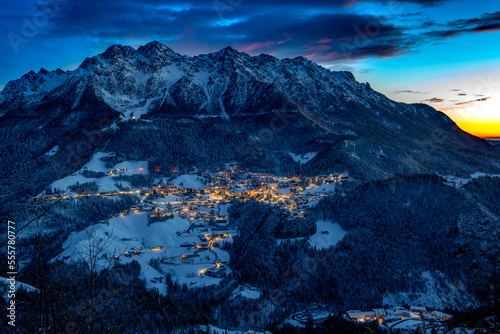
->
1, 0, 499, 137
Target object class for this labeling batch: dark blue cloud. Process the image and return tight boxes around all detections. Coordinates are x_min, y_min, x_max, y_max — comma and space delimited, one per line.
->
0, 0, 498, 87
421, 11, 500, 41
32, 0, 411, 62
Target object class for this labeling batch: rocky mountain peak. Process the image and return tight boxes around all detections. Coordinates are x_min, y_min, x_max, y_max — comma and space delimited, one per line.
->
209, 46, 245, 61
137, 40, 175, 56
21, 70, 37, 81
0, 41, 498, 181
100, 44, 137, 60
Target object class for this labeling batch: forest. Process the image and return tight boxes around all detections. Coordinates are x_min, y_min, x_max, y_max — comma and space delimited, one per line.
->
1, 174, 499, 332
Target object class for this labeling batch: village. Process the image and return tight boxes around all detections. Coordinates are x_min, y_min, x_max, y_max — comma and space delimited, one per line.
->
31, 158, 350, 234
40, 157, 348, 293
345, 306, 454, 332
22, 156, 467, 333
285, 304, 454, 333
145, 164, 346, 220
34, 163, 347, 221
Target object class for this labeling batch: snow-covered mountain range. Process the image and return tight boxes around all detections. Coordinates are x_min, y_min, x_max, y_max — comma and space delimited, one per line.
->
0, 41, 499, 183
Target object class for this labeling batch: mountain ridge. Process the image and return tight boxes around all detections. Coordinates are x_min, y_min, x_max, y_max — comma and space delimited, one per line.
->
0, 41, 498, 190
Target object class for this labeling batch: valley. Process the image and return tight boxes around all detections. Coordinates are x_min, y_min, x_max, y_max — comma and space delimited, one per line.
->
1, 41, 499, 333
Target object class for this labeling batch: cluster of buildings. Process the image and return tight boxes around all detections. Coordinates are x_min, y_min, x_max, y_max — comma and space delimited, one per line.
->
33, 164, 349, 225
146, 166, 348, 223
345, 306, 453, 331
35, 164, 351, 286
346, 306, 453, 322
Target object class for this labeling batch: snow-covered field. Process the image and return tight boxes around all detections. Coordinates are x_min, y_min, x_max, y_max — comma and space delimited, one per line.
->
289, 152, 318, 165
303, 183, 336, 195
443, 171, 500, 186
382, 271, 475, 310
390, 319, 424, 331
54, 212, 230, 294
278, 221, 347, 247
1, 276, 39, 301
45, 145, 59, 156
230, 285, 262, 300
48, 152, 149, 193
285, 304, 331, 327
170, 174, 205, 189
309, 221, 347, 249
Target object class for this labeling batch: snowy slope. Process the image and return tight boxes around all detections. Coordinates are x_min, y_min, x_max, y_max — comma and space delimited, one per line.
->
170, 174, 205, 189
47, 152, 148, 194
55, 212, 230, 294
289, 152, 318, 165
0, 41, 420, 122
1, 40, 499, 182
0, 276, 39, 299
309, 221, 347, 249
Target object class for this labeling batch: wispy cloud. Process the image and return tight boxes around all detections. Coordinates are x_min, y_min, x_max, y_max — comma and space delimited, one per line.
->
394, 90, 427, 94
454, 97, 491, 105
424, 11, 500, 39
421, 97, 445, 103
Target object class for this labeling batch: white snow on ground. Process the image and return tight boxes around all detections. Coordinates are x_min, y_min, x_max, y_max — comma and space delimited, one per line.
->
230, 285, 262, 300
45, 145, 59, 156
284, 318, 306, 328
47, 152, 148, 193
391, 319, 424, 330
285, 304, 330, 328
277, 237, 306, 245
305, 199, 321, 207
206, 325, 270, 334
54, 212, 229, 294
309, 221, 347, 249
217, 204, 230, 217
153, 194, 182, 203
276, 187, 291, 194
278, 221, 346, 247
49, 174, 135, 194
212, 247, 231, 263
80, 152, 114, 171
289, 152, 318, 165
443, 172, 500, 186
1, 276, 39, 301
112, 161, 149, 175
382, 271, 475, 310
303, 183, 336, 195
76, 152, 148, 175
170, 174, 205, 189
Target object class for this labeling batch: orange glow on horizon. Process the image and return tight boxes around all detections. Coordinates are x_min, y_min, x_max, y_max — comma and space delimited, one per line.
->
456, 121, 500, 138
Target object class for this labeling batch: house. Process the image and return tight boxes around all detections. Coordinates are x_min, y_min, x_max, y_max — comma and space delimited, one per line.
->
393, 309, 410, 318
431, 311, 453, 321
409, 311, 422, 319
373, 309, 386, 318
410, 306, 427, 314
180, 254, 198, 259
205, 268, 227, 278
347, 311, 375, 322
